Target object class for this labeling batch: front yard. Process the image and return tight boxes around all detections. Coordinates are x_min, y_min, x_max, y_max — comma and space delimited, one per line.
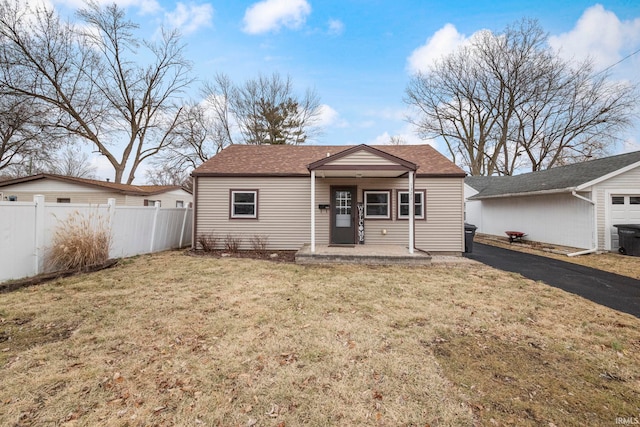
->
1, 251, 639, 426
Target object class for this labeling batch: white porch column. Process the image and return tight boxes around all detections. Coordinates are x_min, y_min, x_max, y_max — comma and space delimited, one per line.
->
311, 170, 316, 253
408, 171, 414, 254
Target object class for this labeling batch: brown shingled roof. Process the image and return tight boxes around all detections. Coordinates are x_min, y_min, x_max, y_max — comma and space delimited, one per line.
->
192, 144, 465, 177
0, 174, 190, 195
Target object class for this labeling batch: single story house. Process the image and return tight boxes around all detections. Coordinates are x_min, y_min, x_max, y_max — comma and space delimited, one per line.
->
0, 173, 192, 207
465, 151, 640, 253
191, 144, 466, 254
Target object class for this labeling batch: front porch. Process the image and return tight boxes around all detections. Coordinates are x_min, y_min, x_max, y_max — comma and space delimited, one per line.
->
295, 244, 432, 265
308, 145, 420, 255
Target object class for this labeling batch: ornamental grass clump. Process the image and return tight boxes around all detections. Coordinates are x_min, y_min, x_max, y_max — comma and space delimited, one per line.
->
47, 209, 112, 271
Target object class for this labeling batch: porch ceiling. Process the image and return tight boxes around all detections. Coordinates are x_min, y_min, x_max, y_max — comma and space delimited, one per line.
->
314, 169, 408, 178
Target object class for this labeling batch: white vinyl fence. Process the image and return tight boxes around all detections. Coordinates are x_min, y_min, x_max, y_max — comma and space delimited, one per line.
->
0, 195, 192, 283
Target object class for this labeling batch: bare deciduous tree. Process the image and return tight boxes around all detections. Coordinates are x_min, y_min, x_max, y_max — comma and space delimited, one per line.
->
0, 0, 193, 183
146, 101, 217, 188
405, 19, 638, 176
202, 72, 322, 147
388, 135, 407, 145
0, 94, 53, 175
148, 72, 323, 184
145, 165, 192, 190
44, 145, 97, 178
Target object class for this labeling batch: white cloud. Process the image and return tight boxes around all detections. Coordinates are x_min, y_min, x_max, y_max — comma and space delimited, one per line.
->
407, 23, 469, 74
53, 0, 162, 15
317, 104, 348, 128
548, 4, 640, 70
369, 124, 433, 147
369, 131, 393, 145
26, 0, 54, 11
366, 107, 405, 121
164, 2, 214, 35
327, 19, 344, 36
88, 154, 117, 182
242, 0, 311, 34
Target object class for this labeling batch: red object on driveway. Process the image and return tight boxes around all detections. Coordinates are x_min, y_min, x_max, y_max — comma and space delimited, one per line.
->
505, 231, 526, 243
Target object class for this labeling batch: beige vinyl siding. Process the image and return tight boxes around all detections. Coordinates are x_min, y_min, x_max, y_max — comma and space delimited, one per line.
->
592, 165, 640, 250
0, 180, 191, 206
195, 175, 464, 253
155, 189, 192, 208
326, 151, 399, 166
416, 178, 464, 253
196, 177, 311, 250
0, 190, 192, 207
0, 190, 126, 205
318, 177, 464, 252
124, 190, 192, 207
0, 180, 120, 204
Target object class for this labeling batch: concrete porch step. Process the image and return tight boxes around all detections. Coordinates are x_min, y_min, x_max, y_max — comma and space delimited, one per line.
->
295, 244, 432, 266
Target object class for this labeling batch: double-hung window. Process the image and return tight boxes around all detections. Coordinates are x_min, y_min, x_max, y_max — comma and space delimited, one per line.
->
231, 190, 258, 219
364, 190, 390, 219
397, 191, 425, 219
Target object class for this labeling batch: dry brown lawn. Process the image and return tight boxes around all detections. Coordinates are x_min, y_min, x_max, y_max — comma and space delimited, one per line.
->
1, 251, 639, 426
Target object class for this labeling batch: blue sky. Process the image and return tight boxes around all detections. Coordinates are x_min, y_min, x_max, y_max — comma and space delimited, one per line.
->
47, 0, 640, 181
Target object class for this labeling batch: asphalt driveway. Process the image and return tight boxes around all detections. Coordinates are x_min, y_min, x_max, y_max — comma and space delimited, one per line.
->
464, 242, 640, 318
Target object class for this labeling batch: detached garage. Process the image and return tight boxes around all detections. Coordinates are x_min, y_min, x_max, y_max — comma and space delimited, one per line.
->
610, 196, 640, 249
465, 151, 640, 254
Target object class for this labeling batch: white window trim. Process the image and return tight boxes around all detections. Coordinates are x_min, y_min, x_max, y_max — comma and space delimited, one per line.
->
231, 190, 258, 219
397, 190, 425, 219
364, 190, 390, 219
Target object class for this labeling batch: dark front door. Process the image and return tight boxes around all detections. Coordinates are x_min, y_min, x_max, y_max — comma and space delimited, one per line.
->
331, 186, 356, 245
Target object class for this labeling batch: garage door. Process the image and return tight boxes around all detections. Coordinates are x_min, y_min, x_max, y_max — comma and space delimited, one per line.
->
610, 195, 640, 249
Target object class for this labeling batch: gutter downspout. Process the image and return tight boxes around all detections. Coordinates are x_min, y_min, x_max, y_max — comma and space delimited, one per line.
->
567, 190, 598, 257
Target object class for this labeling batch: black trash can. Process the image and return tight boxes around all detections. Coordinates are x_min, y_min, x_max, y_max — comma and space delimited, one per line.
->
464, 223, 477, 253
614, 224, 640, 256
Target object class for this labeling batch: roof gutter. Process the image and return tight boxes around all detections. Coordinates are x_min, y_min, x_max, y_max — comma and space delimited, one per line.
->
469, 187, 571, 200
567, 190, 598, 257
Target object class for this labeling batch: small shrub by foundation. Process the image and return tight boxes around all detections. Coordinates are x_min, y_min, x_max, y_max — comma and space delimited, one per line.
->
224, 234, 241, 253
46, 210, 112, 271
197, 231, 219, 252
250, 234, 269, 254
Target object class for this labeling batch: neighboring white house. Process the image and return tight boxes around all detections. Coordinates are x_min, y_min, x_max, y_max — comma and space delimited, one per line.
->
192, 144, 467, 255
465, 151, 640, 253
0, 174, 192, 207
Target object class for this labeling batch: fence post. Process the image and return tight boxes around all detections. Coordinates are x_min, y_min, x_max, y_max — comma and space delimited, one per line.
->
33, 195, 45, 274
107, 198, 116, 259
149, 201, 160, 253
179, 206, 189, 248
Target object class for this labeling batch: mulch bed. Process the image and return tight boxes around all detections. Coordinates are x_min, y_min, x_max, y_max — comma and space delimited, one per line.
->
186, 249, 297, 263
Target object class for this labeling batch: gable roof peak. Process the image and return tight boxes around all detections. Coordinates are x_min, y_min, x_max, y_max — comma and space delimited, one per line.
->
307, 143, 417, 171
